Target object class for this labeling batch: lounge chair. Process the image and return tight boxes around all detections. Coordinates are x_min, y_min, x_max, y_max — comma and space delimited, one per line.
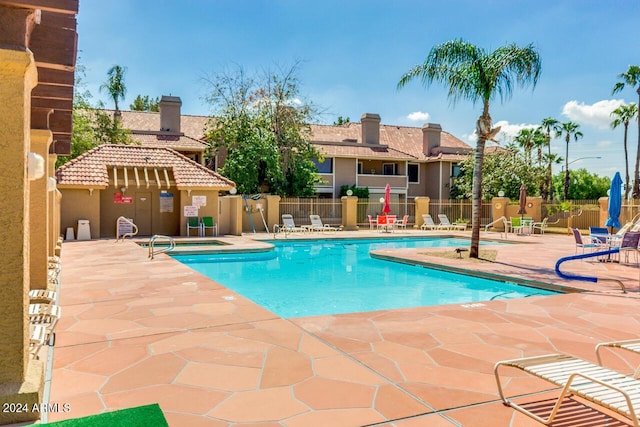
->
186, 216, 200, 236
597, 338, 640, 378
276, 214, 307, 234
201, 216, 218, 237
29, 324, 47, 358
420, 214, 444, 230
495, 353, 640, 426
438, 214, 466, 231
29, 289, 57, 304
571, 227, 602, 254
531, 217, 548, 234
309, 215, 341, 233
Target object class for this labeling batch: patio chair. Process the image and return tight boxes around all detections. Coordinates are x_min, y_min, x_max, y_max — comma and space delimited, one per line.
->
571, 227, 602, 254
376, 215, 388, 232
201, 216, 218, 237
531, 217, 548, 234
29, 289, 57, 304
438, 214, 466, 231
309, 215, 340, 233
613, 231, 640, 265
279, 214, 306, 234
367, 214, 376, 230
395, 215, 409, 232
186, 216, 200, 236
420, 214, 443, 230
589, 226, 610, 244
495, 353, 640, 427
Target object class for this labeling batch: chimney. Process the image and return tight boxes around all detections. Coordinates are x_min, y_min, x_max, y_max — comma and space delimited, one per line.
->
159, 95, 182, 134
422, 123, 442, 156
361, 113, 380, 145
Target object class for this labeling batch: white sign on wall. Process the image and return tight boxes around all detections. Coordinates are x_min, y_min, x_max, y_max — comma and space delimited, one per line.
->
192, 195, 207, 207
184, 205, 198, 217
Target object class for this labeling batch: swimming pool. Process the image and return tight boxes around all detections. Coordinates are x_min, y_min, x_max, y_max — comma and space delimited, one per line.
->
172, 237, 556, 318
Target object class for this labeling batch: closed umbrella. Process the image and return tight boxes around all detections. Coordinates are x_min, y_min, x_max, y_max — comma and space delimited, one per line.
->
382, 184, 391, 214
605, 172, 622, 231
517, 184, 527, 218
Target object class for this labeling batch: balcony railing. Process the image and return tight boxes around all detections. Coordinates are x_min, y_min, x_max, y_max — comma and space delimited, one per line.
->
356, 174, 407, 189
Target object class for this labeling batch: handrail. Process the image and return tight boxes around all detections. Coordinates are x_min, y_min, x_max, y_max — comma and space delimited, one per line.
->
148, 235, 175, 259
116, 216, 138, 242
484, 216, 509, 238
554, 249, 626, 293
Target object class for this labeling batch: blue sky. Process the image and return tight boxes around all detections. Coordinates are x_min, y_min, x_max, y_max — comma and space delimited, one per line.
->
77, 0, 640, 181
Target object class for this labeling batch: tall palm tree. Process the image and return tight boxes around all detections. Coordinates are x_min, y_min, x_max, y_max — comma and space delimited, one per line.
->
540, 117, 558, 200
610, 102, 638, 200
514, 128, 536, 165
613, 65, 640, 197
556, 121, 583, 200
100, 65, 127, 116
398, 39, 541, 258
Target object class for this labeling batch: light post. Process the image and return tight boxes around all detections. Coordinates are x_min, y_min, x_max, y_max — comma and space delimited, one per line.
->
561, 156, 602, 200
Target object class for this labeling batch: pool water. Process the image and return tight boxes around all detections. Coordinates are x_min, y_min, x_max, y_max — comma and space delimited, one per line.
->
172, 238, 556, 318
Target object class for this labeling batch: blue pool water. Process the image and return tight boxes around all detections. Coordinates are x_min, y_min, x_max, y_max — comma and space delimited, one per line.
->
172, 238, 556, 318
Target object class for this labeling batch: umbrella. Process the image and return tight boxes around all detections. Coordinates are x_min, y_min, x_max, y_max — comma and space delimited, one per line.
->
382, 184, 391, 214
605, 172, 622, 230
517, 184, 527, 217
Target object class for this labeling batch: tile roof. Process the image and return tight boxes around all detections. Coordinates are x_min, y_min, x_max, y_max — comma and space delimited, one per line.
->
130, 133, 208, 151
115, 110, 472, 162
56, 145, 234, 189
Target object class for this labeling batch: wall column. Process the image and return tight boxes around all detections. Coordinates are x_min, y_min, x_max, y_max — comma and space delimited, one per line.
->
48, 154, 59, 255
414, 197, 430, 229
29, 130, 52, 290
0, 44, 45, 424
599, 197, 609, 228
341, 196, 359, 231
265, 195, 280, 232
491, 197, 509, 231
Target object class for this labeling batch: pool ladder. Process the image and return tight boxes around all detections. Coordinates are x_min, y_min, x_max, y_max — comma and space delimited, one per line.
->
148, 235, 176, 259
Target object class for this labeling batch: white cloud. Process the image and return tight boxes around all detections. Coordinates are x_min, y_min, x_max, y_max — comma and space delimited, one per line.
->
561, 99, 624, 129
406, 111, 430, 122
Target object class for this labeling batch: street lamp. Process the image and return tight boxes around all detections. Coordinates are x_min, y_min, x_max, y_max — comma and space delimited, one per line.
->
562, 156, 602, 200
560, 156, 602, 173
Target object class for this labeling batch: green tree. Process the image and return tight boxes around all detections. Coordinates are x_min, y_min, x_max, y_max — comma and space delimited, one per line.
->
204, 63, 321, 196
451, 149, 544, 200
130, 94, 159, 112
613, 65, 640, 197
540, 117, 559, 200
397, 39, 541, 258
513, 128, 537, 165
551, 168, 610, 200
556, 121, 583, 200
333, 116, 350, 125
100, 65, 127, 116
610, 103, 638, 200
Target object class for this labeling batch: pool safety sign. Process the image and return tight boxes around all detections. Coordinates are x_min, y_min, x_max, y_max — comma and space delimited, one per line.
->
192, 195, 207, 207
113, 192, 133, 204
160, 192, 174, 212
184, 205, 198, 217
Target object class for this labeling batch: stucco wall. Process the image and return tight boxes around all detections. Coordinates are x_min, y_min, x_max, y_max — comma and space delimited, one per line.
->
334, 157, 356, 191
60, 189, 101, 239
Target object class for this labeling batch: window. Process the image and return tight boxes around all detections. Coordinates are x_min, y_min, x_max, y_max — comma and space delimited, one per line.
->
451, 164, 461, 178
408, 164, 419, 183
357, 162, 363, 174
383, 163, 396, 175
313, 158, 333, 173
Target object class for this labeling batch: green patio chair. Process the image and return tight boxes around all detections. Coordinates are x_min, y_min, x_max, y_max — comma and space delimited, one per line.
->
186, 217, 200, 236
202, 216, 218, 237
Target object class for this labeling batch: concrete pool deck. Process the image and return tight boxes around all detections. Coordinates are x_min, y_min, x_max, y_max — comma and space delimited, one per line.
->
39, 231, 640, 426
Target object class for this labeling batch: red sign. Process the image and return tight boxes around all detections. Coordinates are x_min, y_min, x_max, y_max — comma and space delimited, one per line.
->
114, 193, 133, 204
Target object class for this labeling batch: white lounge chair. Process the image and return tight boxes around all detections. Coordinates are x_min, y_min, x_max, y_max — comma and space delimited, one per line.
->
495, 353, 640, 426
308, 215, 341, 233
438, 214, 466, 231
420, 214, 444, 230
274, 214, 307, 235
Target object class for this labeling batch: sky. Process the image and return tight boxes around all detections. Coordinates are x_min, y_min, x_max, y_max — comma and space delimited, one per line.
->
77, 0, 640, 182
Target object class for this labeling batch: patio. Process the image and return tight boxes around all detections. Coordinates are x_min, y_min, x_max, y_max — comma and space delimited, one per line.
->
39, 231, 640, 426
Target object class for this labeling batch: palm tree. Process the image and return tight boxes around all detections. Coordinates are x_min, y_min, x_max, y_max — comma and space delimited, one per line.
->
540, 117, 559, 200
556, 121, 583, 200
398, 39, 541, 258
610, 103, 638, 200
613, 65, 640, 197
514, 128, 536, 165
100, 65, 127, 117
